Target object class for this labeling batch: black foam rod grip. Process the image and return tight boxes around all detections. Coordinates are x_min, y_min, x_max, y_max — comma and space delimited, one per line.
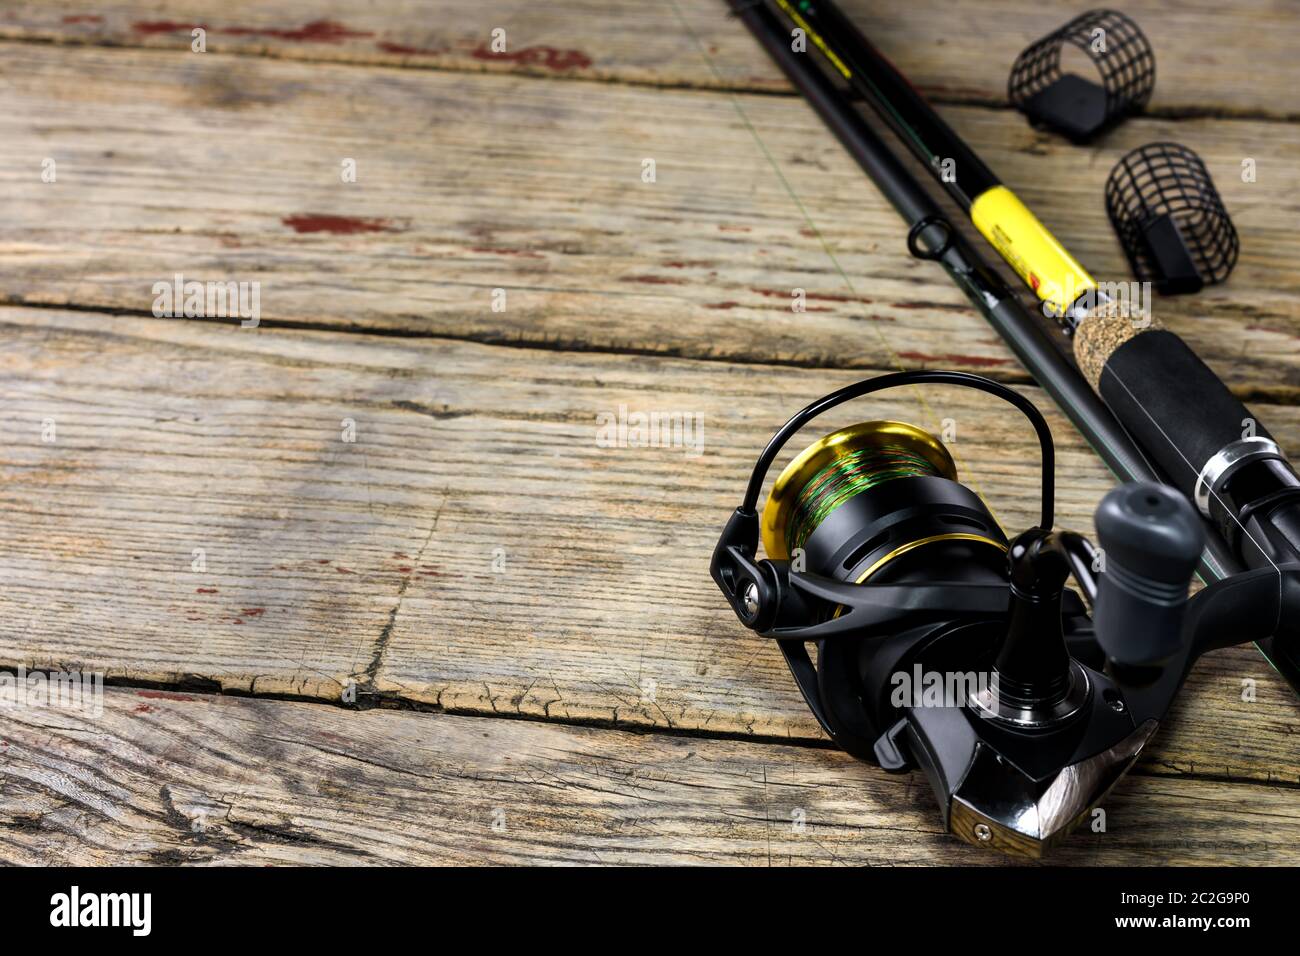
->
1098, 330, 1271, 500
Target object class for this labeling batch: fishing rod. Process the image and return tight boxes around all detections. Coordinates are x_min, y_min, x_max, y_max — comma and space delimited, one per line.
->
757, 0, 1300, 688
708, 1, 1300, 855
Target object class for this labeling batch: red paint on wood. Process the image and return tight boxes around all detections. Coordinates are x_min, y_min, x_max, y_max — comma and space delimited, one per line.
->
226, 20, 372, 42
377, 41, 447, 56
283, 214, 395, 235
132, 19, 208, 35
471, 44, 592, 71
132, 19, 372, 43
896, 350, 1011, 368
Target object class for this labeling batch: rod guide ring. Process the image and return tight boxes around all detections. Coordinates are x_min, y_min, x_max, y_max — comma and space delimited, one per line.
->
907, 215, 955, 262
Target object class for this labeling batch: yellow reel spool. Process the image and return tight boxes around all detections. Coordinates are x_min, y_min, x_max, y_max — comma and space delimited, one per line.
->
760, 420, 958, 562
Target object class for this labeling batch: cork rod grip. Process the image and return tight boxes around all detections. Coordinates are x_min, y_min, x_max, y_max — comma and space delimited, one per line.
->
1070, 299, 1156, 392
1073, 309, 1271, 499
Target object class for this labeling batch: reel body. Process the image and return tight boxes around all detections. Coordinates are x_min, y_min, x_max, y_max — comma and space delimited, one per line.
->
712, 370, 1294, 856
757, 418, 1011, 757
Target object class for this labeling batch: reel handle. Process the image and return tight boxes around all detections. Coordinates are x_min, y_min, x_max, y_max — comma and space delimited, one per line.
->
1093, 483, 1204, 670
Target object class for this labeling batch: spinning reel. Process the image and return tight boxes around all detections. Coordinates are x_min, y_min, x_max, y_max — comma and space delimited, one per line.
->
711, 370, 1300, 856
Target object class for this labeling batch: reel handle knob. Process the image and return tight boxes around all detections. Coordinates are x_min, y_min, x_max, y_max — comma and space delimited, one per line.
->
1093, 483, 1204, 670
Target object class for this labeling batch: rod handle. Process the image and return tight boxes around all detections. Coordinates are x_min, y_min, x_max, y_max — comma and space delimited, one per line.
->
1076, 321, 1271, 502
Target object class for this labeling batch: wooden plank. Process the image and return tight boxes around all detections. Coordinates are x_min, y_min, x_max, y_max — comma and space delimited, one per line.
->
0, 307, 1296, 786
2, 685, 1296, 865
3, 0, 1298, 119
2, 44, 1296, 397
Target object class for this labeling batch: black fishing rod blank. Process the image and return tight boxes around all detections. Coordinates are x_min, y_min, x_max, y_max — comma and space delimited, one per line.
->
728, 1, 1130, 470
770, 0, 1098, 325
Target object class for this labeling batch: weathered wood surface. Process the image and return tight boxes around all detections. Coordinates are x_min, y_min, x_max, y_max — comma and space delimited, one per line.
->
1, 0, 1298, 867
0, 308, 1295, 788
2, 43, 1299, 397
2, 686, 1296, 865
3, 0, 1296, 119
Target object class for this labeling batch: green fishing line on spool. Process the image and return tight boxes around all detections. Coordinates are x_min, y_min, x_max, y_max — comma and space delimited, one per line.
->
785, 443, 940, 555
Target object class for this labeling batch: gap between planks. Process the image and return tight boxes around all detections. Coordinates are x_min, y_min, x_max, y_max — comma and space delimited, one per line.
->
4, 671, 1295, 797
0, 300, 1045, 386
9, 303, 1298, 411
16, 681, 1300, 865
1, 17, 1297, 127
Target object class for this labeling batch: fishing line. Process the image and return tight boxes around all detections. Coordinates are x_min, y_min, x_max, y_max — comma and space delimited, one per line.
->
787, 443, 939, 553
762, 420, 956, 559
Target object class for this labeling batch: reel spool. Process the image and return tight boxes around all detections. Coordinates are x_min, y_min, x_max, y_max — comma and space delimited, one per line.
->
760, 419, 1006, 592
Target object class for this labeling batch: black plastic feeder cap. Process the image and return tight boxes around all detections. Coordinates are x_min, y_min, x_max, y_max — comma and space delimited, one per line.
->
1009, 10, 1155, 143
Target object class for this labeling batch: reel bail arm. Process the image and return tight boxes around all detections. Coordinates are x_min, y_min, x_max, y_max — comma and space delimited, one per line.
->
713, 368, 1056, 631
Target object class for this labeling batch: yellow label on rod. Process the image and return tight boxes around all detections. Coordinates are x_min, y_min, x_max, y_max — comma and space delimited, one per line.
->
970, 186, 1096, 315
